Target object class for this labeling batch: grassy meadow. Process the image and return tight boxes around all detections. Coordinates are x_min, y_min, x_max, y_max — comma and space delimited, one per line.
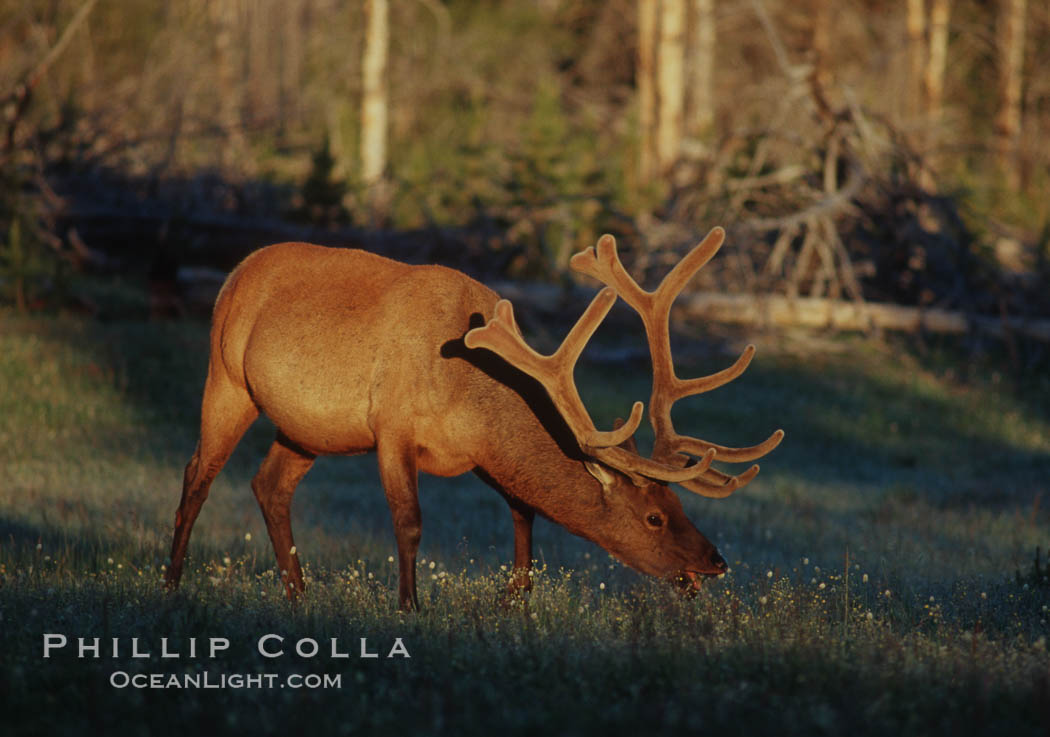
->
1, 297, 1049, 736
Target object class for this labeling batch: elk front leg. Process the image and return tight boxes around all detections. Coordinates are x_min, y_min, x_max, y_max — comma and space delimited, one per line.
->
474, 470, 536, 597
508, 500, 535, 595
377, 437, 422, 611
252, 435, 315, 599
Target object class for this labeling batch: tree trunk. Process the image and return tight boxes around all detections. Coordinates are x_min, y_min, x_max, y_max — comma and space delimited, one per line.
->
278, 0, 303, 138
905, 0, 926, 120
995, 0, 1027, 190
656, 0, 686, 174
212, 0, 246, 171
361, 0, 389, 189
810, 0, 831, 94
637, 0, 658, 186
687, 0, 715, 139
924, 0, 950, 127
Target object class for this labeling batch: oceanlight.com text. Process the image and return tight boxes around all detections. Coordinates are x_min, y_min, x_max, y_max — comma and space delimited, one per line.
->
109, 670, 342, 690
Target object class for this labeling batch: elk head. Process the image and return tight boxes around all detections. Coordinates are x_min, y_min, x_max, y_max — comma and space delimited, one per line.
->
465, 227, 784, 590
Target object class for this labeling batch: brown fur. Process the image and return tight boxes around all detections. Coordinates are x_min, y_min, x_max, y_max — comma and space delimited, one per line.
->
164, 243, 727, 609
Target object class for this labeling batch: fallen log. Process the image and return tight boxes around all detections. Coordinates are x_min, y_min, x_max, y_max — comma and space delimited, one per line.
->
677, 292, 1050, 342
491, 281, 1050, 342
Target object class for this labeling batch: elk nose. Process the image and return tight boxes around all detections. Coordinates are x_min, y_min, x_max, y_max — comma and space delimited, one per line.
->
711, 553, 728, 572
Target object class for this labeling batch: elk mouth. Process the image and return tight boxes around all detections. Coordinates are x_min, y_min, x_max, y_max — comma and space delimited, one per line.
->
675, 569, 723, 592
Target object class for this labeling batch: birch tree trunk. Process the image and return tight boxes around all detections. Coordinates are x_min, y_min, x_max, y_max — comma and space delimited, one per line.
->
924, 0, 949, 128
906, 0, 926, 120
361, 0, 389, 189
687, 0, 714, 139
656, 0, 686, 174
637, 0, 658, 186
278, 0, 302, 138
995, 0, 1027, 190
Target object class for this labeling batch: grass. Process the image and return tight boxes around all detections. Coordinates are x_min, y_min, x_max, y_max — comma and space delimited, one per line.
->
1, 311, 1049, 736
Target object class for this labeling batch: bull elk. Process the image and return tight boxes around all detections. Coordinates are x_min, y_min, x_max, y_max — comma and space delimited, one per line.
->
164, 227, 783, 609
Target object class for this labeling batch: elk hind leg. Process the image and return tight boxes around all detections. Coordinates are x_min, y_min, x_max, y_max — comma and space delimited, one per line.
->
166, 373, 258, 589
252, 434, 315, 599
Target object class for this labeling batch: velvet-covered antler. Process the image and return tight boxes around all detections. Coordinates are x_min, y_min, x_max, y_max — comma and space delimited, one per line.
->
464, 288, 717, 484
569, 227, 784, 497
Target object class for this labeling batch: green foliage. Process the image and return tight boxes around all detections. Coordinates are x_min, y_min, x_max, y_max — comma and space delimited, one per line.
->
291, 137, 349, 226
0, 165, 58, 311
503, 76, 608, 276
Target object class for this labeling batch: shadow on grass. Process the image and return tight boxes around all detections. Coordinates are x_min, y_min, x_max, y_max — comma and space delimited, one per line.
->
2, 576, 1048, 737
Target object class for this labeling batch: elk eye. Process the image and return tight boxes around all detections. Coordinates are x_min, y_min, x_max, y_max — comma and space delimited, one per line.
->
646, 514, 663, 527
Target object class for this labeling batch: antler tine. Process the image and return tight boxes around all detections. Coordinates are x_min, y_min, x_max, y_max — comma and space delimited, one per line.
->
570, 228, 726, 321
569, 228, 784, 492
673, 344, 755, 399
678, 464, 762, 499
570, 234, 653, 314
594, 444, 718, 484
672, 428, 785, 463
464, 289, 644, 451
652, 227, 726, 313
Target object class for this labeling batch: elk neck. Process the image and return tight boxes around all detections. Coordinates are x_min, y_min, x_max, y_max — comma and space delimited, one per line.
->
453, 341, 615, 544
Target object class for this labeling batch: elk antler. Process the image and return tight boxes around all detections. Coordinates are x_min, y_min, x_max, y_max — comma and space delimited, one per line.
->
464, 288, 716, 484
570, 227, 784, 498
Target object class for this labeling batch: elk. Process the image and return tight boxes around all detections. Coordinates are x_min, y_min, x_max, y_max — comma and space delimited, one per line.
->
164, 227, 783, 609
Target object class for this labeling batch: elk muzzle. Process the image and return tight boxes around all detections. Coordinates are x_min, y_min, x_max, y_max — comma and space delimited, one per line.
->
676, 551, 728, 592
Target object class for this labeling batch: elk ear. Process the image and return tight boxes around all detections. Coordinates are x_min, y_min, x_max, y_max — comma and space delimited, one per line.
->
585, 460, 647, 489
584, 461, 617, 489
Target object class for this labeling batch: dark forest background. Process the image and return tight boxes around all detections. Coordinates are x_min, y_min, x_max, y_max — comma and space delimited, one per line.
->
1, 0, 1048, 341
